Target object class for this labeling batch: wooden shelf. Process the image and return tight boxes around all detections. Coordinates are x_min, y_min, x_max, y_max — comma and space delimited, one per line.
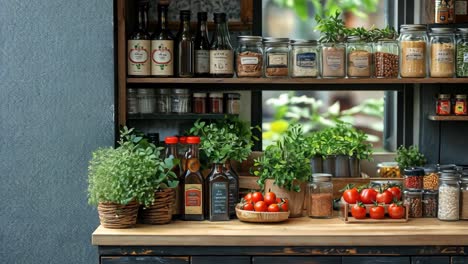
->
128, 113, 237, 120
428, 115, 468, 121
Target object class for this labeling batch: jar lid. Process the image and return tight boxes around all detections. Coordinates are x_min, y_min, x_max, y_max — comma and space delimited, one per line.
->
186, 136, 200, 144
404, 189, 422, 194
172, 89, 190, 94
457, 28, 468, 35
438, 94, 451, 99
179, 136, 187, 144
440, 171, 460, 180
423, 166, 438, 174
165, 136, 179, 144
400, 24, 427, 31
226, 93, 240, 99
311, 173, 332, 182
238, 36, 262, 42
438, 164, 457, 171
404, 167, 425, 176
209, 92, 223, 98
156, 88, 171, 95
263, 37, 289, 44
193, 93, 207, 98
456, 94, 467, 99
290, 39, 317, 45
431, 28, 455, 33
423, 190, 438, 195
347, 36, 365, 42
137, 88, 156, 95
377, 161, 399, 168
128, 88, 137, 94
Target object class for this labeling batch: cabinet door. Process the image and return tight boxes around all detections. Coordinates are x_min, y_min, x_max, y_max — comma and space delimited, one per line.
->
411, 256, 449, 264
192, 256, 250, 264
252, 256, 341, 264
451, 256, 468, 264
342, 257, 410, 264
101, 256, 189, 264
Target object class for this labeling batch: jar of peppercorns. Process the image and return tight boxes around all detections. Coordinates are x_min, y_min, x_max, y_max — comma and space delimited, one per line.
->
404, 189, 423, 218
454, 94, 467, 115
404, 167, 424, 189
436, 94, 451, 115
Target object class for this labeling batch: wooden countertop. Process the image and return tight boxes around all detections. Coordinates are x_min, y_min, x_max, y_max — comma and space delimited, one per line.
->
92, 217, 468, 247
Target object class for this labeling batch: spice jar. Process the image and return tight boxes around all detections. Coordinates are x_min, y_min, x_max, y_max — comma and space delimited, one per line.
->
422, 190, 438, 217
404, 189, 423, 218
399, 24, 428, 78
290, 40, 319, 78
307, 173, 333, 219
192, 93, 207, 114
460, 172, 468, 220
456, 28, 468, 77
209, 92, 223, 114
137, 88, 156, 114
436, 94, 451, 115
435, 0, 455, 24
236, 36, 263, 78
321, 42, 346, 78
430, 28, 455, 78
171, 89, 190, 113
263, 38, 289, 78
404, 167, 424, 189
347, 37, 372, 78
127, 88, 138, 114
156, 88, 171, 113
454, 94, 467, 115
423, 167, 440, 190
376, 162, 401, 178
225, 93, 240, 114
373, 39, 399, 78
438, 171, 460, 221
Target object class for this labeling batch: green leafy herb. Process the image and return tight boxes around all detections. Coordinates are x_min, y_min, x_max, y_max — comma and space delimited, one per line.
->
395, 145, 427, 169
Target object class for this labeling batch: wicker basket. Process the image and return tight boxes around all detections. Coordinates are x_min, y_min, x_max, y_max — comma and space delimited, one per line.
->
97, 200, 139, 229
140, 188, 175, 225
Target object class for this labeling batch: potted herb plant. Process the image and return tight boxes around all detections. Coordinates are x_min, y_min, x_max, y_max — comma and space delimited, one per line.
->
395, 145, 427, 170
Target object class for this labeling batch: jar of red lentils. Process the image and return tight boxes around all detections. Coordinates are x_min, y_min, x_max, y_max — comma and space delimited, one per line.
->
404, 167, 424, 190
209, 92, 224, 114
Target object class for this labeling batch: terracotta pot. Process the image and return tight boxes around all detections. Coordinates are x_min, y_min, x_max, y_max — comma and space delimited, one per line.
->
264, 179, 306, 218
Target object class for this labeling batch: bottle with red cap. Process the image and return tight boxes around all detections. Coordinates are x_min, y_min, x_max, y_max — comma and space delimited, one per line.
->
182, 136, 205, 221
178, 136, 188, 172
164, 136, 181, 219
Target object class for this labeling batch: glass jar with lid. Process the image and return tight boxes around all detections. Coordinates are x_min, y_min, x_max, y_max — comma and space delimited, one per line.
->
438, 171, 460, 221
376, 162, 401, 178
423, 166, 440, 190
454, 94, 467, 115
399, 24, 428, 78
209, 92, 223, 114
404, 167, 424, 189
436, 94, 452, 115
171, 89, 190, 113
321, 42, 346, 78
225, 93, 240, 114
347, 36, 372, 78
460, 171, 468, 220
236, 36, 263, 78
192, 93, 207, 114
430, 28, 455, 78
156, 88, 171, 113
137, 88, 156, 114
127, 88, 138, 114
373, 39, 399, 78
456, 28, 468, 77
263, 38, 289, 78
306, 173, 333, 218
290, 40, 319, 78
404, 189, 423, 218
422, 190, 438, 217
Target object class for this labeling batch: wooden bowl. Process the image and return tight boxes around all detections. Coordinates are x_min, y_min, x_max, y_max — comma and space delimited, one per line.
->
235, 206, 290, 223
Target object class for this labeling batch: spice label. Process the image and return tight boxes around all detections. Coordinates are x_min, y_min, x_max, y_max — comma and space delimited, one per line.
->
210, 50, 234, 74
464, 52, 468, 63
326, 55, 344, 70
405, 48, 424, 60
195, 50, 210, 74
296, 52, 317, 67
267, 53, 288, 67
438, 101, 451, 115
351, 55, 369, 69
151, 40, 173, 76
455, 1, 467, 15
185, 184, 203, 214
435, 50, 453, 63
240, 56, 259, 65
128, 40, 150, 75
455, 101, 467, 115
211, 182, 228, 215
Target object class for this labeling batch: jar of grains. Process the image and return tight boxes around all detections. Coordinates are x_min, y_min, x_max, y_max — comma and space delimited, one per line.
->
423, 166, 440, 190
422, 190, 438, 217
404, 189, 423, 218
404, 167, 424, 189
263, 38, 289, 78
399, 24, 428, 78
438, 171, 460, 221
373, 39, 399, 78
307, 173, 333, 219
225, 93, 240, 114
156, 88, 171, 113
290, 40, 319, 78
456, 28, 468, 77
430, 28, 455, 78
460, 171, 468, 220
346, 36, 372, 78
236, 36, 263, 78
321, 42, 346, 78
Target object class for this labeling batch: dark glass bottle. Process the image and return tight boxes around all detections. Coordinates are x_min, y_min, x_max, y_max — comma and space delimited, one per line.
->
206, 163, 230, 221
224, 160, 239, 219
182, 136, 204, 221
151, 3, 174, 77
164, 136, 180, 219
127, 2, 151, 76
194, 12, 210, 77
176, 10, 195, 77
210, 13, 234, 78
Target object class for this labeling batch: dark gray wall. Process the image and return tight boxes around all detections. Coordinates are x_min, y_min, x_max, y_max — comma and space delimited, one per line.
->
1, 0, 114, 263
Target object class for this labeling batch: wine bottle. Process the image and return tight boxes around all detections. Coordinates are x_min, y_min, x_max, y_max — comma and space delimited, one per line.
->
127, 2, 151, 76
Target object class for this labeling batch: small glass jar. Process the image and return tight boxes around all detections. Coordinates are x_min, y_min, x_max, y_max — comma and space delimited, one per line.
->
404, 167, 424, 189
209, 92, 223, 114
225, 93, 240, 114
430, 28, 455, 78
376, 162, 401, 178
263, 38, 289, 78
290, 40, 319, 78
171, 89, 190, 114
456, 28, 468, 77
192, 93, 207, 114
373, 39, 399, 78
137, 88, 156, 114
127, 88, 138, 114
460, 172, 468, 220
438, 172, 460, 221
422, 190, 438, 217
404, 189, 423, 218
156, 88, 171, 113
321, 42, 346, 78
347, 37, 372, 78
423, 167, 440, 190
236, 36, 263, 78
436, 94, 452, 115
399, 24, 428, 78
454, 94, 467, 115
307, 173, 333, 219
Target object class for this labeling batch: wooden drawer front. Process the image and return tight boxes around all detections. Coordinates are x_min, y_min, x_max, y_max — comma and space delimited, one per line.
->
411, 256, 450, 264
101, 256, 189, 264
342, 257, 410, 264
192, 256, 251, 264
253, 256, 341, 264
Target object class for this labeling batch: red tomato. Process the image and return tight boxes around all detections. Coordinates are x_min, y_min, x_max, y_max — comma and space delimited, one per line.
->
264, 192, 277, 206
360, 188, 378, 204
251, 192, 264, 203
351, 202, 366, 219
342, 186, 360, 204
387, 186, 402, 201
267, 203, 280, 212
243, 192, 252, 202
279, 201, 289, 212
376, 190, 393, 204
254, 201, 267, 212
242, 202, 254, 211
369, 204, 385, 219
388, 202, 405, 219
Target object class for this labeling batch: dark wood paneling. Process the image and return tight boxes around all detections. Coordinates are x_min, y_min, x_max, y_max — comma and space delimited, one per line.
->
451, 256, 468, 264
192, 256, 250, 264
419, 84, 441, 164
101, 256, 189, 264
342, 257, 410, 264
411, 256, 449, 264
253, 256, 341, 264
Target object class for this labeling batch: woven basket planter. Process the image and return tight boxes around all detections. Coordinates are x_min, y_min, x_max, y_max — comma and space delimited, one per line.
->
97, 200, 139, 229
140, 188, 175, 225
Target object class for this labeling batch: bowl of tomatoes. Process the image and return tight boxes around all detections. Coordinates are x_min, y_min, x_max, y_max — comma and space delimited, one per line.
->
236, 191, 290, 223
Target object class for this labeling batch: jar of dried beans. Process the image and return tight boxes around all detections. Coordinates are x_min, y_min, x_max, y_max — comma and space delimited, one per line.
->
422, 190, 438, 217
236, 36, 263, 78
404, 189, 423, 218
263, 38, 289, 78
438, 172, 460, 221
290, 40, 319, 78
460, 172, 468, 220
404, 167, 424, 190
399, 24, 428, 78
430, 28, 455, 78
373, 39, 399, 78
423, 166, 440, 190
321, 42, 346, 78
347, 37, 372, 78
307, 173, 333, 219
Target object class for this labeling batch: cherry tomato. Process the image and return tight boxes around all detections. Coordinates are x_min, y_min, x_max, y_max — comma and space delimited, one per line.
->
388, 202, 405, 219
369, 204, 385, 219
376, 190, 393, 204
254, 201, 267, 212
360, 188, 378, 204
342, 184, 360, 204
244, 192, 252, 202
279, 201, 289, 212
264, 192, 277, 206
387, 186, 402, 200
267, 203, 280, 212
251, 192, 264, 203
351, 202, 366, 219
242, 202, 254, 211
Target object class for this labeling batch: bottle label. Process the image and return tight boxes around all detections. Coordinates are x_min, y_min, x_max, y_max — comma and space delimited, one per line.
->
455, 101, 467, 115
228, 177, 238, 215
128, 40, 150, 75
455, 1, 467, 15
151, 40, 174, 76
296, 52, 316, 68
267, 53, 288, 67
351, 55, 369, 69
464, 52, 468, 63
405, 48, 424, 60
240, 56, 259, 65
436, 50, 453, 63
326, 55, 343, 70
210, 50, 234, 74
211, 182, 228, 214
185, 184, 203, 214
195, 50, 210, 74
